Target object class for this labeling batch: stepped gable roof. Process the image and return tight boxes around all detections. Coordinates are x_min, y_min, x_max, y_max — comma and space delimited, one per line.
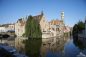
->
17, 19, 26, 26
33, 12, 43, 22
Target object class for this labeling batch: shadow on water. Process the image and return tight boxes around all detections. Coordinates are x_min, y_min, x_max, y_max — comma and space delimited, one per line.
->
72, 36, 86, 57
73, 37, 86, 50
25, 38, 42, 57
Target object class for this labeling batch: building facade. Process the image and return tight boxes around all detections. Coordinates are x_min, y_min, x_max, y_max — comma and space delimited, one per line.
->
15, 19, 26, 37
0, 24, 15, 33
7, 24, 15, 31
15, 12, 49, 37
49, 11, 65, 36
15, 11, 69, 38
0, 26, 7, 33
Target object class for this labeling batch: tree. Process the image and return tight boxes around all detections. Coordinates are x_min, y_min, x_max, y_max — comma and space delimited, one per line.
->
24, 15, 42, 57
77, 21, 85, 32
73, 21, 85, 35
72, 21, 85, 41
72, 24, 78, 35
24, 15, 42, 38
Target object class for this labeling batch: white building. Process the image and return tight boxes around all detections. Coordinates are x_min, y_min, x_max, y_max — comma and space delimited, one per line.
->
15, 19, 26, 37
0, 24, 15, 33
0, 26, 7, 33
7, 24, 15, 31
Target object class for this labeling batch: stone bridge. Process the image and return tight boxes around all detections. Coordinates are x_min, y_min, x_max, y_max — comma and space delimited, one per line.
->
0, 32, 15, 38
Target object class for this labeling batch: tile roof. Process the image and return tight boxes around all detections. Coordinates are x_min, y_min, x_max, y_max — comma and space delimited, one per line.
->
18, 19, 26, 26
33, 14, 43, 22
50, 20, 62, 25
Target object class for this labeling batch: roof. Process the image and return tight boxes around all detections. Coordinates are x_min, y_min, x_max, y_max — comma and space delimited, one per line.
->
63, 26, 70, 32
49, 19, 63, 25
17, 19, 26, 26
33, 13, 43, 22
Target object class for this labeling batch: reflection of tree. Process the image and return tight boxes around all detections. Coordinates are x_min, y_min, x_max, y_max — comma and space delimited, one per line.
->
73, 39, 86, 50
25, 38, 42, 57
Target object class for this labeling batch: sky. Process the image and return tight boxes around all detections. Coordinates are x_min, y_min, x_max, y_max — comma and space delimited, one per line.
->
0, 0, 86, 27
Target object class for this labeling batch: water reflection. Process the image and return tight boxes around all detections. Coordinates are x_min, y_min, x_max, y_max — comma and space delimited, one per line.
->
41, 37, 66, 57
73, 37, 86, 50
25, 38, 42, 57
22, 36, 67, 57
64, 39, 80, 57
73, 37, 86, 57
15, 36, 86, 57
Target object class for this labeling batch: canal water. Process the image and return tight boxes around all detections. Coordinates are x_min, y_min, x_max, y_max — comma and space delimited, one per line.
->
23, 36, 86, 57
1, 36, 86, 57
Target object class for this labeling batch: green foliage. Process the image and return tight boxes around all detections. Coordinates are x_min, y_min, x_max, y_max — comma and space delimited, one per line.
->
77, 21, 85, 32
24, 15, 42, 38
73, 21, 85, 35
72, 24, 78, 35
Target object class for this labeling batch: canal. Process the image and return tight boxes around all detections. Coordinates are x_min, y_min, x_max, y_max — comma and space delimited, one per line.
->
1, 36, 86, 57
21, 36, 86, 57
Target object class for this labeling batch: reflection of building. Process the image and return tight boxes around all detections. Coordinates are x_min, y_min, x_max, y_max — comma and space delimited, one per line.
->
41, 37, 66, 57
15, 37, 27, 53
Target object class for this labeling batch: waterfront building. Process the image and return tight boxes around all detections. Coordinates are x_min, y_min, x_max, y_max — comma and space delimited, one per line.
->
15, 11, 49, 37
7, 24, 15, 31
0, 24, 15, 33
49, 11, 65, 36
0, 26, 7, 33
33, 11, 49, 32
33, 12, 51, 38
15, 11, 70, 38
15, 19, 26, 37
